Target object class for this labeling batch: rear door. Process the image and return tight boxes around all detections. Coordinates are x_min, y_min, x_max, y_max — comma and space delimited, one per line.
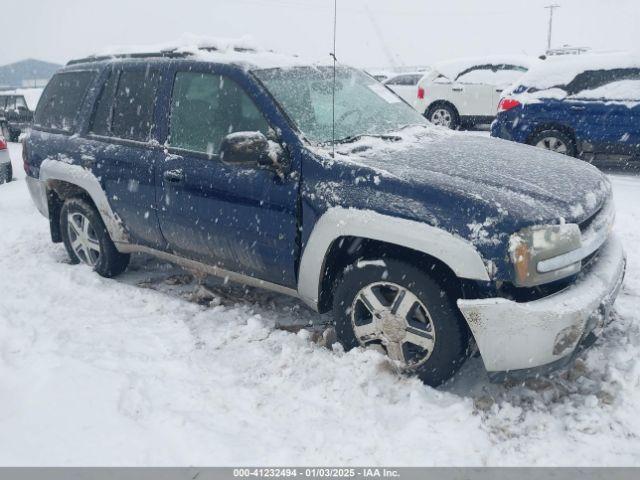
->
83, 63, 166, 249
155, 65, 299, 287
454, 65, 496, 116
568, 70, 640, 158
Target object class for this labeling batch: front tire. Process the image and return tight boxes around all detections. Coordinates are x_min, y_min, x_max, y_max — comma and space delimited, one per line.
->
528, 129, 576, 156
332, 258, 470, 386
60, 197, 130, 277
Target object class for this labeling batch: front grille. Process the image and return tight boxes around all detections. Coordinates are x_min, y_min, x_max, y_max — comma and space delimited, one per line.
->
578, 205, 602, 234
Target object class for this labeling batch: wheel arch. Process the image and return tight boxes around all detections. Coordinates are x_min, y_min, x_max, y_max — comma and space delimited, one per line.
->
316, 236, 470, 314
297, 208, 490, 313
39, 159, 130, 245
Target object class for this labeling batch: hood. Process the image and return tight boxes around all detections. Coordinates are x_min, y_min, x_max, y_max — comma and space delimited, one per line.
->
331, 129, 610, 227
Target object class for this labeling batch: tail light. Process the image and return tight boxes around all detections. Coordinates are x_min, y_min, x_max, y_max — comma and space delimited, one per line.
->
498, 98, 521, 113
417, 86, 425, 99
0, 137, 6, 150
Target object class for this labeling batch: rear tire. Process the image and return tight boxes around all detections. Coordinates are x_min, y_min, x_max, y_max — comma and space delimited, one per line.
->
60, 197, 130, 277
528, 129, 576, 157
332, 258, 470, 386
425, 104, 459, 129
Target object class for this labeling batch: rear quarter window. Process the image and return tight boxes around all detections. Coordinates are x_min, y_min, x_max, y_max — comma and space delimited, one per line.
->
34, 71, 96, 132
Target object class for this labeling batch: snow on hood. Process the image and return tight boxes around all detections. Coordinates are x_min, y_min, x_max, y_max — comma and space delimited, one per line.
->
1, 88, 43, 111
431, 55, 535, 81
88, 33, 327, 70
328, 126, 610, 226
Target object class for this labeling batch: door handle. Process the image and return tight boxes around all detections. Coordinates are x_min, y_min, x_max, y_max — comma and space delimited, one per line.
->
570, 105, 586, 111
163, 168, 184, 183
452, 87, 464, 92
495, 89, 503, 93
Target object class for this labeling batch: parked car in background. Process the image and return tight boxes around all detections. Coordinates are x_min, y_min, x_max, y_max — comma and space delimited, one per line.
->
383, 72, 426, 103
24, 41, 625, 386
492, 53, 640, 165
0, 136, 11, 183
368, 70, 393, 82
0, 88, 43, 141
414, 56, 532, 129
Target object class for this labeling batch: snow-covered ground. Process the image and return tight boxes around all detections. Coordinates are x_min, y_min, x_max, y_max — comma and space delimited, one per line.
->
1, 141, 639, 466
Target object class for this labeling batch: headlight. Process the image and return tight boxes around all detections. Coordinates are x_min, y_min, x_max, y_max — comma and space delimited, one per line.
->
509, 224, 582, 287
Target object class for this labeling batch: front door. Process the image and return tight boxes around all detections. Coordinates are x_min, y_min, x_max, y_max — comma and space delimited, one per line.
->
156, 68, 299, 287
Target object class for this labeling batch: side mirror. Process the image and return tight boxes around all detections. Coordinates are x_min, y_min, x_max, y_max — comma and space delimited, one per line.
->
219, 131, 288, 173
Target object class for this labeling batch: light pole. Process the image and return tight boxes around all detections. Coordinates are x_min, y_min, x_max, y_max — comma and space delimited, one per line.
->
545, 4, 560, 53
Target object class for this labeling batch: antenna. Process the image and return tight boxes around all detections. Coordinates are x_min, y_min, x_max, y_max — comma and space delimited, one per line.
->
330, 0, 337, 158
544, 4, 560, 53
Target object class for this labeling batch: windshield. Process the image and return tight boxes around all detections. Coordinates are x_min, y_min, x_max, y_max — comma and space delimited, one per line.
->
253, 66, 428, 144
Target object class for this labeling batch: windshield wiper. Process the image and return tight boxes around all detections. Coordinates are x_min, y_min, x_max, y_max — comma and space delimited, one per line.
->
332, 133, 402, 145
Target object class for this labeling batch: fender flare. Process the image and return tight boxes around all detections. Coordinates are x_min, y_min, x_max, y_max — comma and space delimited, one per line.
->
39, 159, 129, 244
297, 207, 490, 310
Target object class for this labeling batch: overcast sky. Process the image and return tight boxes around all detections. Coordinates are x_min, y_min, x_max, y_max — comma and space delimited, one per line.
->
5, 0, 639, 68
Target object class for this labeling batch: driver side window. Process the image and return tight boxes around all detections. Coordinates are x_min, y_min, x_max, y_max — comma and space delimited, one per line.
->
169, 71, 269, 156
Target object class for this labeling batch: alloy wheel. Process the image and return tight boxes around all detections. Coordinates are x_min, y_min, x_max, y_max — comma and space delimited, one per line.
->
350, 282, 436, 367
67, 212, 101, 267
430, 108, 452, 127
536, 136, 568, 154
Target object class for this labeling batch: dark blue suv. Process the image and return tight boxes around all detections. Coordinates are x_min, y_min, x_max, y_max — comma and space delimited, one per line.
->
492, 54, 640, 164
24, 43, 625, 385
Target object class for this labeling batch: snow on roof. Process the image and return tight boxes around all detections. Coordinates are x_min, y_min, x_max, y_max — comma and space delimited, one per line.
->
85, 34, 327, 70
431, 55, 535, 80
0, 87, 44, 111
514, 51, 640, 90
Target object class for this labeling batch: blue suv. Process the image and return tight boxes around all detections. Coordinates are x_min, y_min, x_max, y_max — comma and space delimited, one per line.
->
492, 54, 640, 164
24, 43, 625, 385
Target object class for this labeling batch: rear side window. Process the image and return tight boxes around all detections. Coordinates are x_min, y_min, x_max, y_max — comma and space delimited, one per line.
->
110, 68, 159, 141
34, 71, 95, 132
568, 68, 640, 96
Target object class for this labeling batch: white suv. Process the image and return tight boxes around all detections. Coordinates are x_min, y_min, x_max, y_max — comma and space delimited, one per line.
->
414, 56, 532, 129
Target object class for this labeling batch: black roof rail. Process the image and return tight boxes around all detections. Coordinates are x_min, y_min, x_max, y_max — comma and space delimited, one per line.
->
66, 49, 192, 66
66, 45, 259, 66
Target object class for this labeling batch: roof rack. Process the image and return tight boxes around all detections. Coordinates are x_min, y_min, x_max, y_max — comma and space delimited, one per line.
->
66, 50, 191, 66
66, 45, 259, 66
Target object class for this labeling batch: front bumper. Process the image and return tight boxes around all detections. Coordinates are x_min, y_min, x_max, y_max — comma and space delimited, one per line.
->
457, 235, 626, 379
